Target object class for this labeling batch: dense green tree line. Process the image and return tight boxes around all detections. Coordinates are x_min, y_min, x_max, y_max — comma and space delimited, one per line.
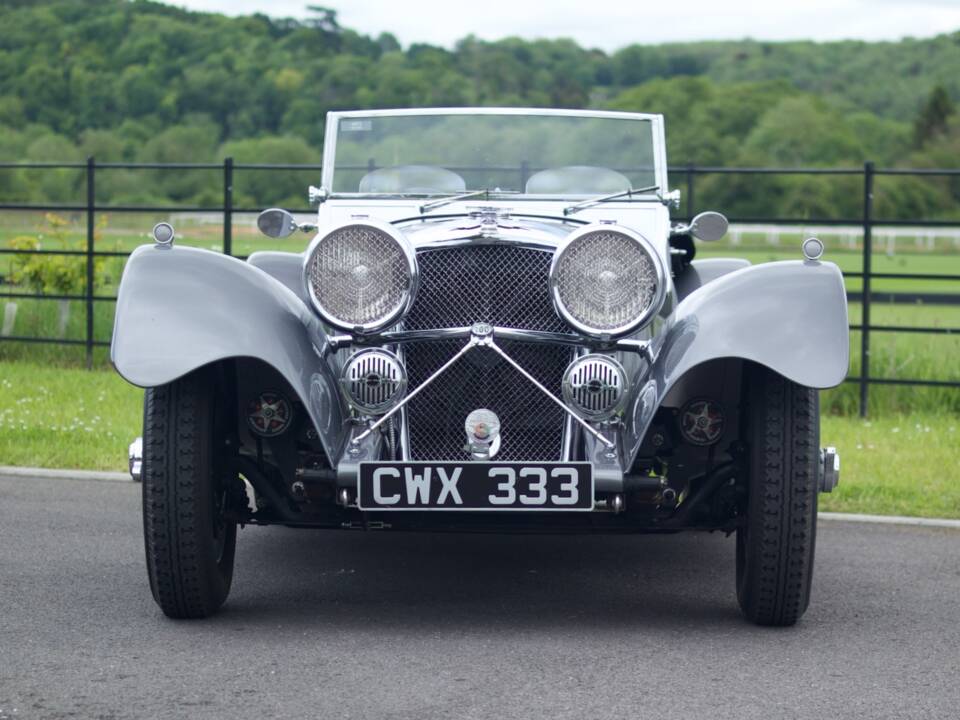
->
1, 0, 958, 216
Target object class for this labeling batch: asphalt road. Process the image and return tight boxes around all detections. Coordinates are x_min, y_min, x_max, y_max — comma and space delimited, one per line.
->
1, 475, 959, 720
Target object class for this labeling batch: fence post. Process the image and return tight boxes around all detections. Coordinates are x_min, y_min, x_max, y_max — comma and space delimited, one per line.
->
223, 156, 233, 256
686, 163, 695, 220
859, 161, 874, 417
85, 156, 95, 369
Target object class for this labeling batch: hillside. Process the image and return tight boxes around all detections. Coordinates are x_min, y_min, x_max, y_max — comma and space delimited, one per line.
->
0, 0, 958, 216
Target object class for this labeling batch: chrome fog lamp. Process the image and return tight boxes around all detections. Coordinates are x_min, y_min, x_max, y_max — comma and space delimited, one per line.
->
549, 224, 666, 338
340, 348, 407, 415
303, 219, 417, 333
562, 354, 628, 421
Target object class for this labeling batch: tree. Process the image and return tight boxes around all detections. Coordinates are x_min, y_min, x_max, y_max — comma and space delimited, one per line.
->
913, 85, 955, 147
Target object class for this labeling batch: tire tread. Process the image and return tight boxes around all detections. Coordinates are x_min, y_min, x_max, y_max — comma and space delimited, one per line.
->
738, 364, 818, 626
142, 371, 234, 619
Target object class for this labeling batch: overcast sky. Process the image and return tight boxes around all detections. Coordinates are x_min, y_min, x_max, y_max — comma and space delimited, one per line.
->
174, 0, 960, 51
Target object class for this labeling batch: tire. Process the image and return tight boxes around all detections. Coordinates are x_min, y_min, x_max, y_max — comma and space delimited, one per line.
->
141, 369, 237, 619
736, 363, 819, 627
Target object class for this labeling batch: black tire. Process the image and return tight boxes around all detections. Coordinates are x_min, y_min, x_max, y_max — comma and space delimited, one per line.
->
142, 369, 237, 619
736, 363, 819, 627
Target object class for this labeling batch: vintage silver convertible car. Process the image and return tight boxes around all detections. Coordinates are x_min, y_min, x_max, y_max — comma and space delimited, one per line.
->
113, 108, 847, 625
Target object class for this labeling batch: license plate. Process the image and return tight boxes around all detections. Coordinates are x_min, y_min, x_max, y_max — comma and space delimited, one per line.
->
358, 462, 593, 511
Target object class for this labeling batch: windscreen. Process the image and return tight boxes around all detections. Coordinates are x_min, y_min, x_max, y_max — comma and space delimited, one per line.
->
330, 113, 657, 196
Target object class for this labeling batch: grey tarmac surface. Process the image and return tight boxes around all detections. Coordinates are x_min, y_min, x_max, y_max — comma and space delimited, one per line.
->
1, 474, 958, 720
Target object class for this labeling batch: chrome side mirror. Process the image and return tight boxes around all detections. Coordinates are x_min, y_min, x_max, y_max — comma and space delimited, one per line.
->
257, 208, 298, 238
689, 211, 728, 242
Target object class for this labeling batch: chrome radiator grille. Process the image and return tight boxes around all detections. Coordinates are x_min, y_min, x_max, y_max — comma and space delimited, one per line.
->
403, 245, 572, 461
404, 245, 568, 333
405, 340, 570, 461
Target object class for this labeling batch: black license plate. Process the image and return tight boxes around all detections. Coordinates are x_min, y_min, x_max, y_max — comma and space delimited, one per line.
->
358, 462, 593, 511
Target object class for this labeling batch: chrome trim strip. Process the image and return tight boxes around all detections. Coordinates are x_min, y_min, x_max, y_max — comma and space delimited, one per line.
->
561, 414, 575, 462
330, 107, 664, 120
328, 326, 654, 356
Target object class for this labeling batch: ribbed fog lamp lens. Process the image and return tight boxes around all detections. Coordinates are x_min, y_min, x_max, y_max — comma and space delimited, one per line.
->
303, 220, 416, 332
562, 354, 628, 420
550, 224, 665, 337
340, 349, 407, 415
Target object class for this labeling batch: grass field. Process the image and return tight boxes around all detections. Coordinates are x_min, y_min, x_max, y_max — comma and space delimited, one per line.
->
1, 212, 958, 515
0, 361, 142, 471
0, 360, 957, 519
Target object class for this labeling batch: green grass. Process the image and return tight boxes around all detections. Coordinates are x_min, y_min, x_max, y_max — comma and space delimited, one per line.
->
0, 360, 142, 471
820, 413, 960, 518
0, 360, 957, 519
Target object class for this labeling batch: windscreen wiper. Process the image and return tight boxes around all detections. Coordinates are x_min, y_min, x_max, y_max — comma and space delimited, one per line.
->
419, 189, 491, 214
562, 184, 660, 216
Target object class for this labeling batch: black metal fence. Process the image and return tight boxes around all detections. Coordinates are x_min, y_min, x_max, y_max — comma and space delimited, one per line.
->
1, 159, 958, 417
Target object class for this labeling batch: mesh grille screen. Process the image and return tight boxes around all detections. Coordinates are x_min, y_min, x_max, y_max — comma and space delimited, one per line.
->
403, 245, 572, 461
404, 245, 567, 332
405, 340, 570, 461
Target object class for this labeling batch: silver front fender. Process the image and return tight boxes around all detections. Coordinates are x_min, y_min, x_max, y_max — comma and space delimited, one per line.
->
111, 244, 346, 460
625, 259, 849, 464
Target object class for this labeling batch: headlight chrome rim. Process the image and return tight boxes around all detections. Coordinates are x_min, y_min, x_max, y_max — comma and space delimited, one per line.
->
549, 223, 667, 338
302, 219, 418, 333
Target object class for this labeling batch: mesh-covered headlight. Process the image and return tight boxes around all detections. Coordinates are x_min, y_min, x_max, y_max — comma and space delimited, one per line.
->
303, 220, 417, 333
549, 224, 666, 338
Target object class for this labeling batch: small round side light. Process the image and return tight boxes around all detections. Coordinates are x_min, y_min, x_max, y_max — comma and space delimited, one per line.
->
152, 222, 175, 246
802, 237, 824, 261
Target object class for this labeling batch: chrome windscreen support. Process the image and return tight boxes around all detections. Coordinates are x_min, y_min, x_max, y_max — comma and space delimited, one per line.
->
350, 323, 615, 450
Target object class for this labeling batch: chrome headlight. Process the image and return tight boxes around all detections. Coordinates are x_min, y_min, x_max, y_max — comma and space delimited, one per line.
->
303, 220, 417, 333
549, 224, 666, 338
